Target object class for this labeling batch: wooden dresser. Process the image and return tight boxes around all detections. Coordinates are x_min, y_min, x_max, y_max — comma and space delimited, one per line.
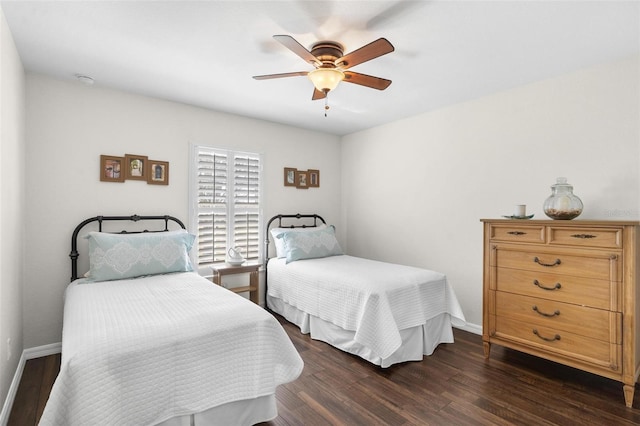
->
481, 219, 640, 407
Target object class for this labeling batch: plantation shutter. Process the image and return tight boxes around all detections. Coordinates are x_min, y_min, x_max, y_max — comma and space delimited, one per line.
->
193, 146, 262, 269
232, 154, 261, 260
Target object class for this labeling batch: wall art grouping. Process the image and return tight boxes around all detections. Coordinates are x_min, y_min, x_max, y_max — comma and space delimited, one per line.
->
100, 154, 169, 185
284, 167, 319, 189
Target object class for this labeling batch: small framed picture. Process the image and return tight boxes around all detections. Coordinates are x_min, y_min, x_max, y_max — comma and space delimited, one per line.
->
284, 167, 297, 187
100, 155, 125, 182
308, 169, 320, 188
296, 170, 309, 189
147, 160, 169, 185
124, 154, 148, 181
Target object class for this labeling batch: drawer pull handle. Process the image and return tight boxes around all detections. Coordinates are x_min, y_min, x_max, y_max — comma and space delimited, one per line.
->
507, 231, 526, 235
533, 280, 561, 291
533, 329, 561, 342
534, 257, 561, 267
532, 305, 560, 317
571, 233, 596, 239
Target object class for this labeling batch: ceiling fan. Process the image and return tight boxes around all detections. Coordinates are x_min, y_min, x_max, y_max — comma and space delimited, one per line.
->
253, 35, 394, 107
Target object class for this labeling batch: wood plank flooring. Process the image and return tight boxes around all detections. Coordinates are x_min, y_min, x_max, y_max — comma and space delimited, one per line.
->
8, 315, 640, 425
8, 353, 60, 426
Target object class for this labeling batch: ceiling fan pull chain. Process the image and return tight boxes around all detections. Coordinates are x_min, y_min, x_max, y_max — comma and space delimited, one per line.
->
324, 94, 330, 117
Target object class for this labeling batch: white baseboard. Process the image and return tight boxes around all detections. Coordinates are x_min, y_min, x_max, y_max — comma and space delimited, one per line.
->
0, 343, 61, 425
455, 321, 482, 335
0, 352, 26, 426
24, 342, 61, 360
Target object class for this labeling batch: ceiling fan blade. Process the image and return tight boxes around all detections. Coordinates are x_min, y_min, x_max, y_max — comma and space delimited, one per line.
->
312, 88, 326, 101
343, 71, 392, 90
273, 35, 321, 67
338, 38, 394, 70
253, 71, 309, 80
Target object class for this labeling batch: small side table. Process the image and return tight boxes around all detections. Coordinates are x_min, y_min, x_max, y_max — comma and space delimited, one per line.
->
211, 262, 260, 304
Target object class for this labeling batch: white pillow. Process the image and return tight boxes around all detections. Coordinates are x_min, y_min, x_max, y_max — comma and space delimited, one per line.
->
270, 224, 327, 258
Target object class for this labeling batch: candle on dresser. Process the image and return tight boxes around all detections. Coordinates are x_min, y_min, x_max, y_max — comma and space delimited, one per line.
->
515, 204, 526, 217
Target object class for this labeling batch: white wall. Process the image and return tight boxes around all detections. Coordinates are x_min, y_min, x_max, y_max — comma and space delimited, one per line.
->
0, 6, 25, 413
341, 56, 640, 331
24, 74, 341, 348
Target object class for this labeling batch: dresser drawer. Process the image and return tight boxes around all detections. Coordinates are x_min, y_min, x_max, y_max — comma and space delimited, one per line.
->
489, 224, 545, 243
495, 268, 615, 310
493, 247, 618, 281
495, 292, 619, 343
494, 316, 621, 371
549, 226, 622, 249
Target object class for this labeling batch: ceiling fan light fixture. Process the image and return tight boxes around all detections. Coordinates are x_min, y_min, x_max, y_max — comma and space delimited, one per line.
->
308, 68, 344, 92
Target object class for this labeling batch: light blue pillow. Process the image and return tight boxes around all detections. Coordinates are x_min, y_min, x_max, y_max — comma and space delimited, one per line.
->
271, 224, 327, 258
279, 225, 343, 264
85, 230, 195, 281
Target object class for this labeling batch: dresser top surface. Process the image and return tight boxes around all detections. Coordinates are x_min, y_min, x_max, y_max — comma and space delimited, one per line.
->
481, 219, 640, 226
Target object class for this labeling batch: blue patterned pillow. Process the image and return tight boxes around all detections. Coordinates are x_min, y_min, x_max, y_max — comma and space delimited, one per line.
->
279, 225, 343, 264
271, 224, 327, 258
85, 230, 195, 281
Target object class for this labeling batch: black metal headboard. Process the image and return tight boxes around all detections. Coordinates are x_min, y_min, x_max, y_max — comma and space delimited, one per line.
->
70, 214, 186, 282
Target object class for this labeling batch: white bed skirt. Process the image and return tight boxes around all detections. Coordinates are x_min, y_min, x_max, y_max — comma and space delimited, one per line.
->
156, 394, 277, 426
268, 295, 455, 368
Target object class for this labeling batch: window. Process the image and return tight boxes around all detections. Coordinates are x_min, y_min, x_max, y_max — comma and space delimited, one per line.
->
190, 145, 262, 272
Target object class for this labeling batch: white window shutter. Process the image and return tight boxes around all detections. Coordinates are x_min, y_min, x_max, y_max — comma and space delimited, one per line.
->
191, 146, 262, 269
232, 154, 261, 260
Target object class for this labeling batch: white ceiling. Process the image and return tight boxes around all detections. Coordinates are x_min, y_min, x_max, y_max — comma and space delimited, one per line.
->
2, 0, 639, 136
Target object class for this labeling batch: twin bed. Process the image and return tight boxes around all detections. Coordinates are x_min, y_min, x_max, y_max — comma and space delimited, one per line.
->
40, 215, 303, 426
41, 213, 465, 425
265, 214, 466, 368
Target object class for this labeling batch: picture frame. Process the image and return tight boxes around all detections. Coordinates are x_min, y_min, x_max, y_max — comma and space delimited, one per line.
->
308, 169, 320, 188
100, 155, 125, 182
147, 160, 169, 185
124, 154, 148, 181
296, 170, 309, 189
284, 167, 297, 187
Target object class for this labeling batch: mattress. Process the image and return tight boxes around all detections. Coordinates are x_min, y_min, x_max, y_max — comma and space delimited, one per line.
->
267, 255, 466, 366
40, 272, 303, 426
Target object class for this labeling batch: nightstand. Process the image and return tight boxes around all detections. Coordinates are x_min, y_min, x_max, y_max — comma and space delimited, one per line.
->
211, 262, 260, 304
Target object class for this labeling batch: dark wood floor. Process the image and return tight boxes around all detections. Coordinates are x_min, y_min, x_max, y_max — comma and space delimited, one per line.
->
8, 352, 60, 426
9, 315, 640, 425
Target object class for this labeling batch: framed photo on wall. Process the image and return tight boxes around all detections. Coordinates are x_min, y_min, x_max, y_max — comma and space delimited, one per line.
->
308, 169, 320, 188
100, 155, 125, 182
124, 154, 148, 181
296, 170, 309, 189
147, 160, 169, 185
284, 167, 297, 187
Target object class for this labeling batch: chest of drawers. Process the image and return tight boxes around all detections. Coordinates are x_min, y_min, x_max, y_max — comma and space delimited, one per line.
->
481, 219, 640, 407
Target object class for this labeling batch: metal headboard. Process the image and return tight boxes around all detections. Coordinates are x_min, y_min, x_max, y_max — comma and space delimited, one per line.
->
70, 214, 186, 282
264, 213, 326, 297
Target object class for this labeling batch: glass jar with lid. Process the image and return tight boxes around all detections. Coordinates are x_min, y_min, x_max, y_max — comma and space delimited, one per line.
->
543, 177, 583, 220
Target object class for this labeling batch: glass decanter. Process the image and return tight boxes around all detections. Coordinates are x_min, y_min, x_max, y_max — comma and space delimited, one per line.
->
543, 177, 583, 220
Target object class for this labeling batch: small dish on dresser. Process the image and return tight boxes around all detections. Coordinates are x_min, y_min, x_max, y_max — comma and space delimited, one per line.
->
502, 214, 535, 220
226, 260, 245, 266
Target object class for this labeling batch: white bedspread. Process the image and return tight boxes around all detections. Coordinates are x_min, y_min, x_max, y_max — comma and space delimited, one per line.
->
40, 272, 303, 426
267, 255, 465, 360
